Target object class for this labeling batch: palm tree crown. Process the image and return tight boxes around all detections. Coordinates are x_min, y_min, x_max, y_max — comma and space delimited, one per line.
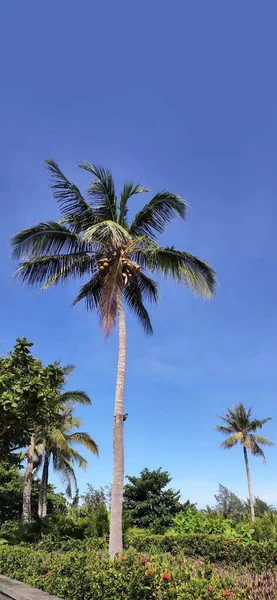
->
216, 403, 274, 462
36, 392, 99, 498
11, 160, 216, 334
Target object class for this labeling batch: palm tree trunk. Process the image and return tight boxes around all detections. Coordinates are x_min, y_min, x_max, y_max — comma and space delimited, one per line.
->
243, 446, 255, 522
22, 435, 35, 524
38, 450, 50, 519
109, 296, 127, 559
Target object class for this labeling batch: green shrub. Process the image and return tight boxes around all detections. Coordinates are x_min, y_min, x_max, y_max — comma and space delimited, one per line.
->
125, 530, 277, 572
170, 511, 254, 542
0, 546, 249, 600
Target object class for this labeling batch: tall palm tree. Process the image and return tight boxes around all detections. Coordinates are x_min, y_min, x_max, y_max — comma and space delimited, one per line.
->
37, 400, 98, 518
11, 160, 216, 556
216, 403, 274, 521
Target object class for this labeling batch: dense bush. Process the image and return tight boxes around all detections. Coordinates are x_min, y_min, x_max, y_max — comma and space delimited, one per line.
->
125, 529, 277, 572
123, 468, 183, 533
0, 546, 249, 600
170, 510, 254, 541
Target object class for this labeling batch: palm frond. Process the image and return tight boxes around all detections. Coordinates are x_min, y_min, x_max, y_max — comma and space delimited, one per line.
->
79, 162, 118, 221
61, 364, 75, 377
215, 425, 235, 435
123, 278, 153, 334
135, 272, 159, 304
53, 454, 77, 498
67, 432, 99, 455
45, 159, 98, 229
63, 417, 83, 432
249, 418, 272, 432
69, 448, 88, 469
72, 271, 102, 311
216, 414, 235, 427
75, 262, 121, 335
251, 435, 274, 447
219, 432, 242, 449
11, 221, 88, 259
59, 390, 92, 406
49, 428, 72, 454
130, 191, 188, 238
118, 182, 149, 226
248, 436, 266, 462
140, 245, 216, 299
82, 220, 131, 247
14, 253, 93, 288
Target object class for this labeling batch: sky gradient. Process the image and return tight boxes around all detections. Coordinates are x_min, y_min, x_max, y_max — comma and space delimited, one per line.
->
1, 0, 277, 507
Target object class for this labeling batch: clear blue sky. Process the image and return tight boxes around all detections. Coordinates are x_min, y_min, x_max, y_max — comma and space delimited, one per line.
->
1, 0, 277, 507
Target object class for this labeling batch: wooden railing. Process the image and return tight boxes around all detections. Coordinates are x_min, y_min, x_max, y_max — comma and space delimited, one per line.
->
0, 576, 62, 600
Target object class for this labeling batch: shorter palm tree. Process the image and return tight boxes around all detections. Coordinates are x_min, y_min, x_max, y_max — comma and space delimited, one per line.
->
36, 395, 98, 518
215, 403, 274, 522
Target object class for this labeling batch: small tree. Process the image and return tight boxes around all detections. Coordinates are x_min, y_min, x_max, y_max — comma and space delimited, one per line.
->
124, 467, 181, 533
214, 484, 245, 520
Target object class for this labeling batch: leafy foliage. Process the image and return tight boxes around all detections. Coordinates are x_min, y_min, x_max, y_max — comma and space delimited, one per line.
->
0, 460, 66, 529
0, 338, 67, 457
214, 485, 246, 520
124, 468, 182, 533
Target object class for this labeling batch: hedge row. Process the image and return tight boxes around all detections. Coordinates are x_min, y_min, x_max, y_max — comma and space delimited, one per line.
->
126, 530, 277, 572
0, 546, 248, 600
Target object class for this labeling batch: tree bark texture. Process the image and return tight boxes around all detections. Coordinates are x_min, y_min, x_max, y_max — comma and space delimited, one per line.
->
109, 297, 127, 558
243, 446, 255, 522
22, 435, 35, 524
38, 450, 50, 519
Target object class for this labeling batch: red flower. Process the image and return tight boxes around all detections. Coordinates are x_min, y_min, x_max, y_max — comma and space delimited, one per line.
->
162, 573, 171, 581
119, 555, 127, 561
208, 586, 215, 592
141, 556, 149, 564
222, 590, 232, 597
146, 569, 152, 576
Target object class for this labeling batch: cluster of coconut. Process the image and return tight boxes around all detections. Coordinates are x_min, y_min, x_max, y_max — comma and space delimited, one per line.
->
121, 257, 140, 278
97, 256, 141, 285
97, 257, 109, 271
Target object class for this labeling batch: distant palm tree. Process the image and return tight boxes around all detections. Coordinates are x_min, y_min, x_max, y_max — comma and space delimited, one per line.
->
11, 160, 216, 556
36, 399, 98, 518
216, 403, 274, 521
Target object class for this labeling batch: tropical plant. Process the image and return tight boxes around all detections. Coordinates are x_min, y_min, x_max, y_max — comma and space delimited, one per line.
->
0, 338, 71, 525
21, 362, 78, 524
0, 339, 64, 460
11, 160, 216, 556
0, 458, 66, 529
215, 403, 274, 521
36, 399, 98, 518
